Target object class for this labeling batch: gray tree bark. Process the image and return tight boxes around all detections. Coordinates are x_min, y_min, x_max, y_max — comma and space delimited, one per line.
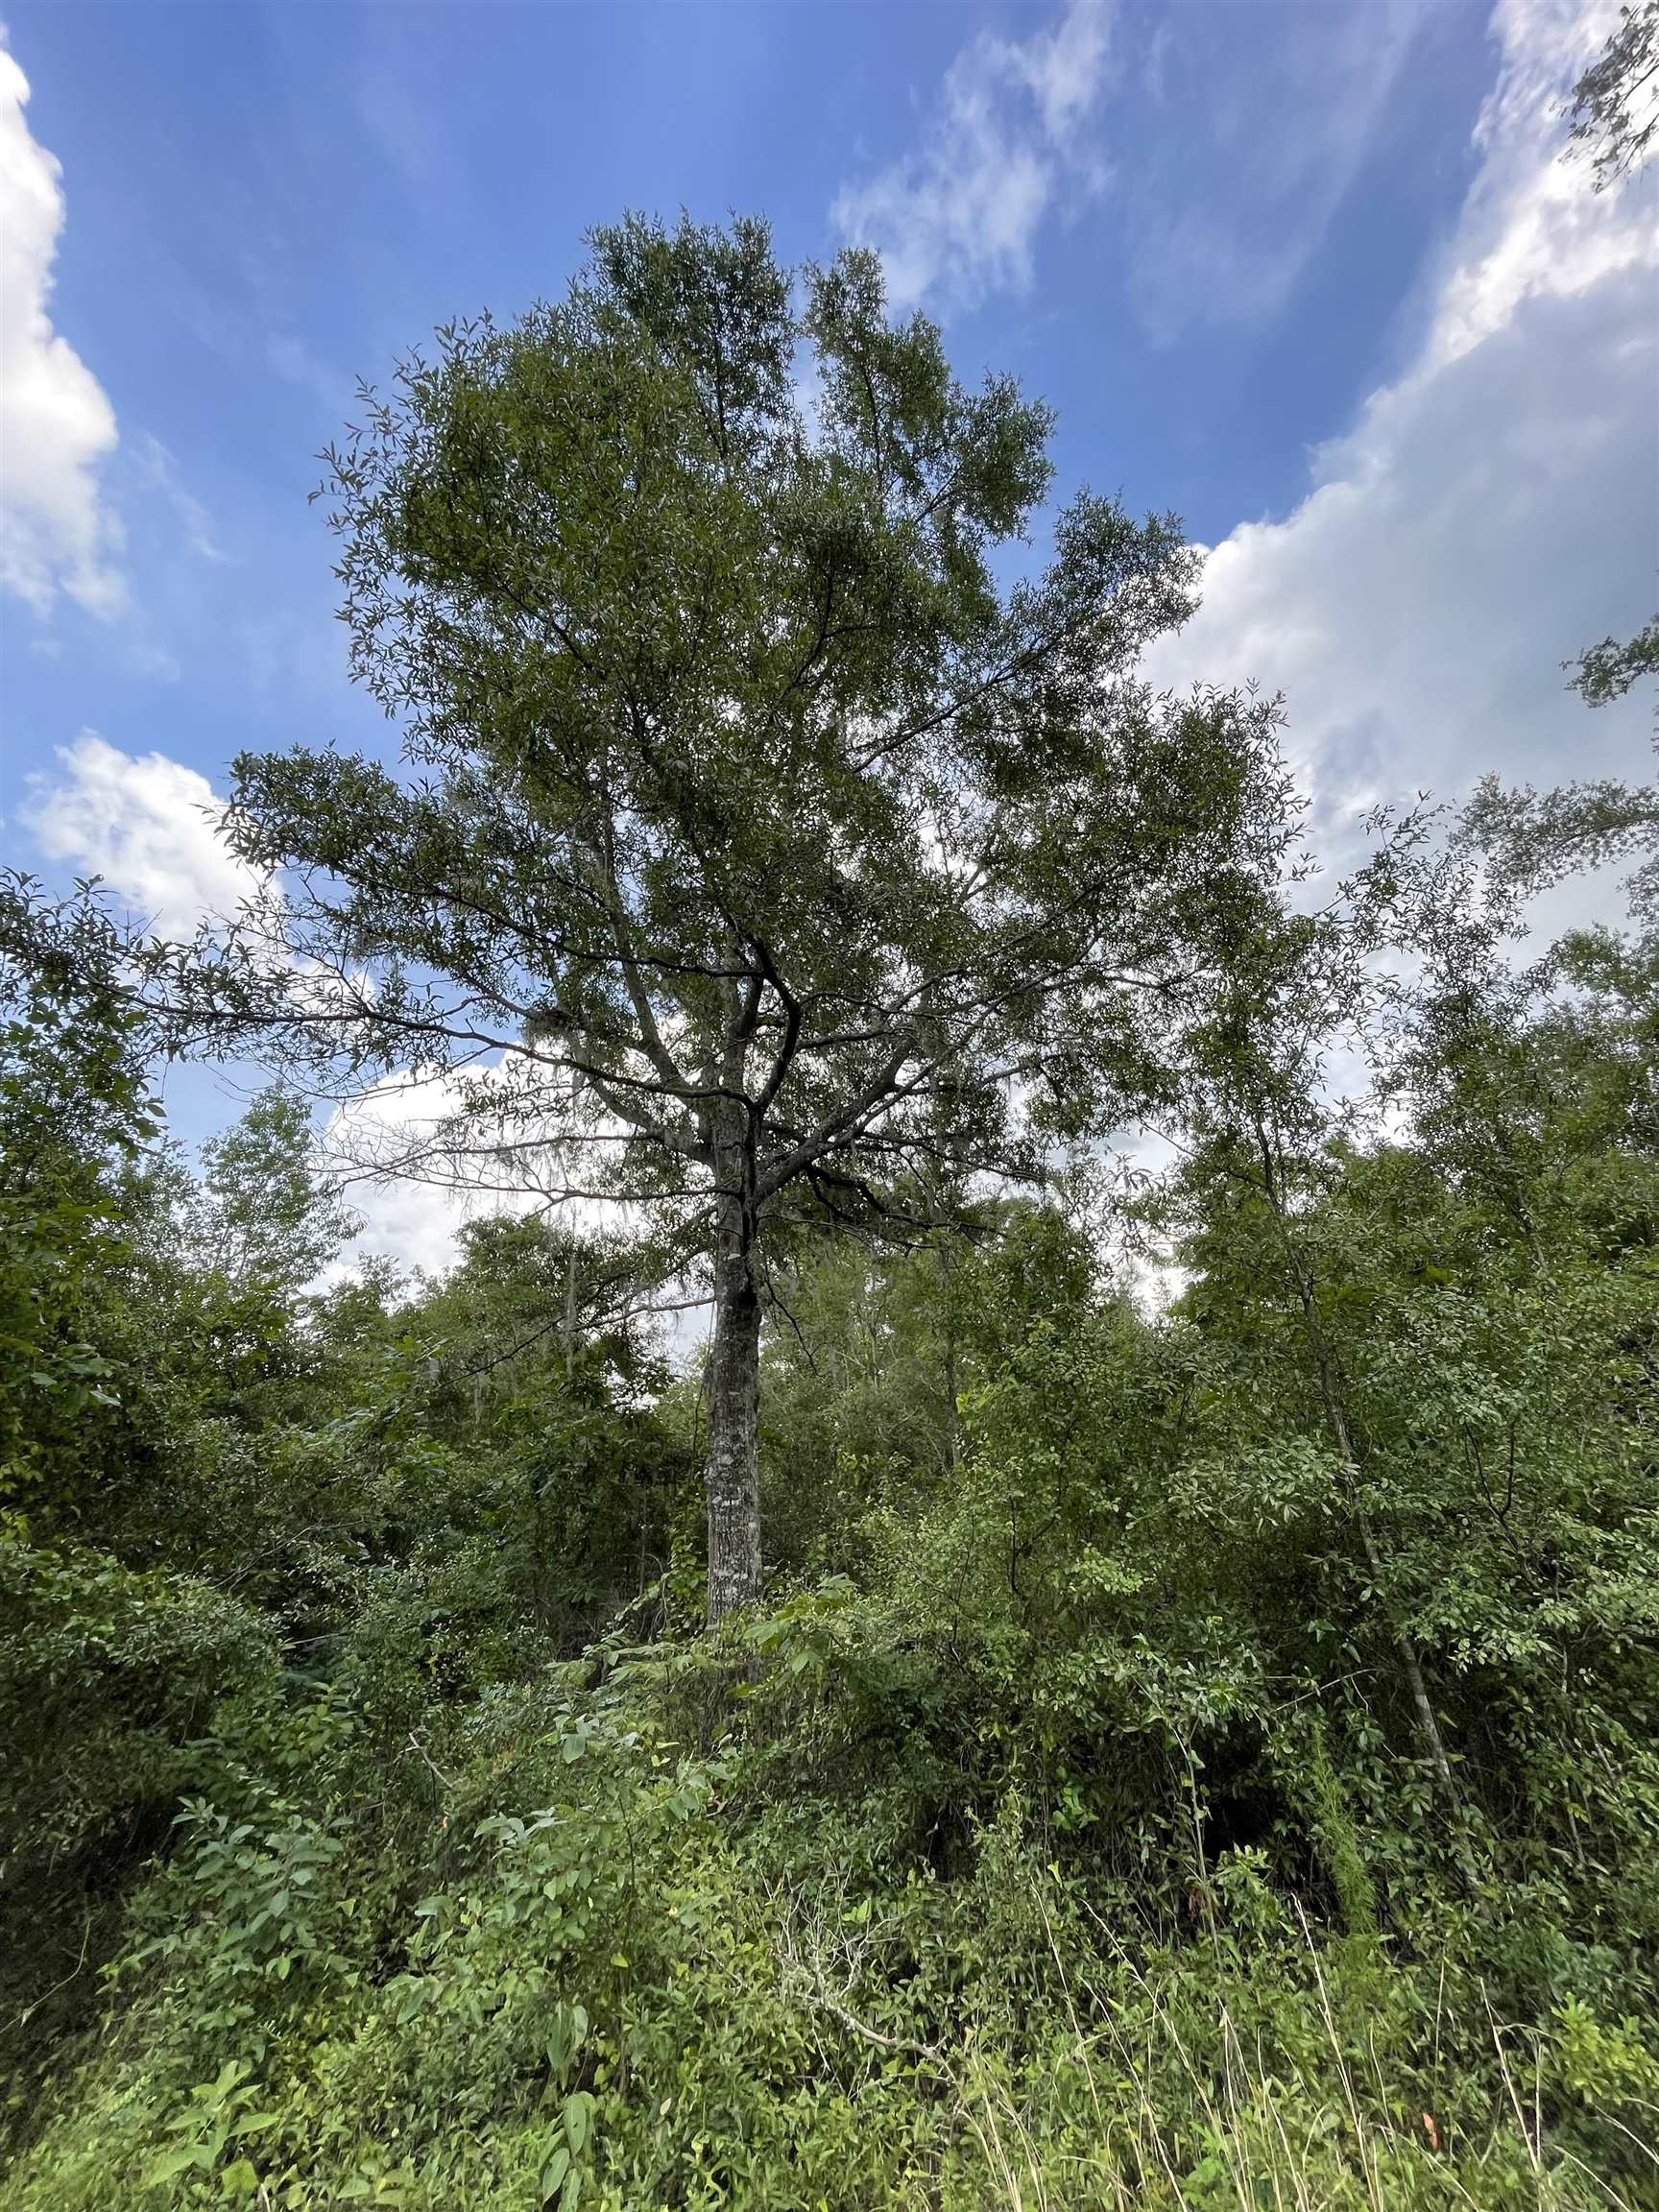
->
705, 1202, 763, 1626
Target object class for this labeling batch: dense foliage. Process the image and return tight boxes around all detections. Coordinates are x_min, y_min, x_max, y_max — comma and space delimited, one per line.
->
2, 777, 1656, 2210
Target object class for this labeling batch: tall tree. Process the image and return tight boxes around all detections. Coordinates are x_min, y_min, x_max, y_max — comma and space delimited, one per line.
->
172, 1087, 361, 1301
165, 216, 1290, 1623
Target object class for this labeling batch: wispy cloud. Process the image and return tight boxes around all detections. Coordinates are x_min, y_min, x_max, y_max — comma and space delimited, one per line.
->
0, 41, 125, 617
830, 1, 1447, 342
132, 435, 229, 566
1123, 1, 1428, 342
831, 0, 1113, 314
266, 330, 351, 417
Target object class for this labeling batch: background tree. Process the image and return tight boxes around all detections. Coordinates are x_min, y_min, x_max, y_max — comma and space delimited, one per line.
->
0, 877, 158, 1524
1142, 825, 1482, 1805
166, 214, 1291, 1623
185, 1088, 361, 1302
750, 1195, 1094, 1580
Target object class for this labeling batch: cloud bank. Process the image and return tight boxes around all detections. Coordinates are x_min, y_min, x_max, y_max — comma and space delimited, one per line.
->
1142, 0, 1656, 859
0, 45, 124, 617
21, 735, 546, 1283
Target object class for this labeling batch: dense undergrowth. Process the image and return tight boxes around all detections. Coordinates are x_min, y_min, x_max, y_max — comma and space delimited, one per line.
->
2, 852, 1657, 2209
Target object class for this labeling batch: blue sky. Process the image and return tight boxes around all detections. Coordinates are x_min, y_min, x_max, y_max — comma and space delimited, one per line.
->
2, 0, 1654, 1272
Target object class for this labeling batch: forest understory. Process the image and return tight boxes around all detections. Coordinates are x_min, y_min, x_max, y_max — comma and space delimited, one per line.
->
2, 823, 1656, 2208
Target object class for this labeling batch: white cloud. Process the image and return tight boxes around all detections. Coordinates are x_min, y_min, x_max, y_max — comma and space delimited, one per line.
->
319, 1065, 714, 1345
831, 0, 1113, 314
17, 736, 513, 1283
22, 733, 262, 936
320, 1060, 665, 1289
316, 1068, 541, 1285
1144, 0, 1656, 874
339, 1172, 469, 1286
0, 43, 124, 616
1430, 0, 1651, 365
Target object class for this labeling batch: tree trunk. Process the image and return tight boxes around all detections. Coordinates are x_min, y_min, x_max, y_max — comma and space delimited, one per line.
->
705, 1217, 763, 1627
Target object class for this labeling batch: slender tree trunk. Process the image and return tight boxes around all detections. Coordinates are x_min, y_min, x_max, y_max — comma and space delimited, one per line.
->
705, 1205, 763, 1627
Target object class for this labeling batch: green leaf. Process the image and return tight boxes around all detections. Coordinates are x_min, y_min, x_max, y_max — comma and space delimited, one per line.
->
146, 2146, 212, 2183
562, 2090, 592, 2156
